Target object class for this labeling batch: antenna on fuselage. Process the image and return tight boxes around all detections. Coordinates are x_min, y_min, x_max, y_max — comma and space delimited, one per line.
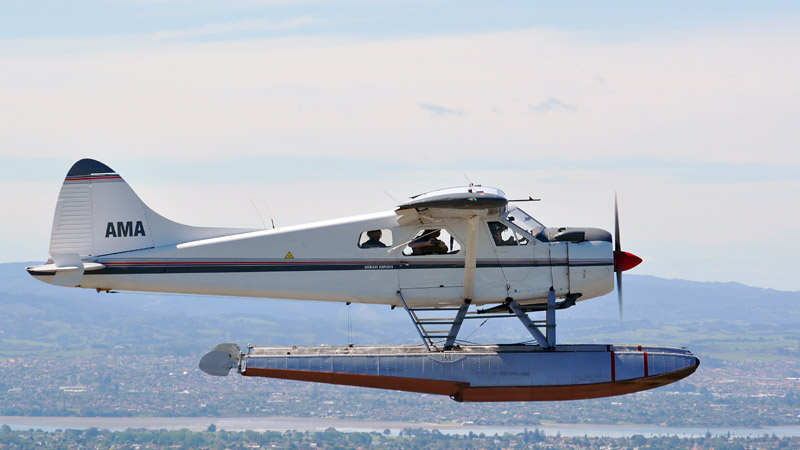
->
463, 174, 475, 192
249, 198, 276, 230
249, 198, 267, 230
261, 199, 276, 229
378, 185, 400, 205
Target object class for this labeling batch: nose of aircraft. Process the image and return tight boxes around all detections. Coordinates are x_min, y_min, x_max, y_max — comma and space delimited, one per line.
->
614, 251, 642, 272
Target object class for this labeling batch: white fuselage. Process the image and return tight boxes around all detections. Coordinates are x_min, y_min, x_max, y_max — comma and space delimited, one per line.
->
33, 210, 614, 307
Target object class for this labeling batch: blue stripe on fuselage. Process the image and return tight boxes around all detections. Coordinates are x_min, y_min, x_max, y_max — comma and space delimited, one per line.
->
90, 259, 613, 275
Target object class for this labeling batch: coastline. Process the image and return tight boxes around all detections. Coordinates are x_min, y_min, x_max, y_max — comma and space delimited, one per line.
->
2, 416, 799, 438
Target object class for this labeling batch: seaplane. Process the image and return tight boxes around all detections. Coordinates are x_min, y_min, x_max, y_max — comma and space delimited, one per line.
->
27, 159, 699, 402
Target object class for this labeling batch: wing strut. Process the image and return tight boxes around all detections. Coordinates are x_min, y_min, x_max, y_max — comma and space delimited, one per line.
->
438, 215, 478, 350
462, 215, 479, 301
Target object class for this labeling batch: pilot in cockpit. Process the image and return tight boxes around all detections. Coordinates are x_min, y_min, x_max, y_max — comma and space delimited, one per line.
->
409, 229, 449, 255
488, 222, 517, 246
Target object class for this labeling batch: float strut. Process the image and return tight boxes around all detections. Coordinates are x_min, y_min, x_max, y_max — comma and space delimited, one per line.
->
444, 300, 471, 350
508, 299, 553, 350
397, 291, 431, 352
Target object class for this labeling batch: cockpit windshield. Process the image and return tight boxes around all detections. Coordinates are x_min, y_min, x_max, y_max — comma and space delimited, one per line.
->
505, 207, 544, 236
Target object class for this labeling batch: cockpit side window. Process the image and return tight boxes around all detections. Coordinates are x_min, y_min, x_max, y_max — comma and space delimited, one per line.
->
488, 222, 528, 246
358, 229, 392, 248
402, 229, 461, 256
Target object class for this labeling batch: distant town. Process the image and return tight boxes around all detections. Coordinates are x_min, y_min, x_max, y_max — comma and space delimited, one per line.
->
2, 266, 799, 448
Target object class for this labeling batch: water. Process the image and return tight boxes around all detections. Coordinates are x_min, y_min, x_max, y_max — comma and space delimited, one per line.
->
1, 416, 799, 438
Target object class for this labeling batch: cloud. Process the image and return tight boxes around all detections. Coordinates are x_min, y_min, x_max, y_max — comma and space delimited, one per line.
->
419, 103, 464, 117
591, 74, 606, 84
1, 26, 798, 167
528, 97, 577, 114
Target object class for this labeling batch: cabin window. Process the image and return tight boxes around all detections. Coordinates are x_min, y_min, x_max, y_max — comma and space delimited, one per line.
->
488, 222, 528, 246
358, 229, 392, 248
402, 229, 461, 256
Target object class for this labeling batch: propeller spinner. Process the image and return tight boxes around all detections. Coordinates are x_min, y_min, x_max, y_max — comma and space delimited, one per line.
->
613, 194, 643, 321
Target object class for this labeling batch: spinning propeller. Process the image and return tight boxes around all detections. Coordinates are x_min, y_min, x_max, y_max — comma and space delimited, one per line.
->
613, 194, 643, 321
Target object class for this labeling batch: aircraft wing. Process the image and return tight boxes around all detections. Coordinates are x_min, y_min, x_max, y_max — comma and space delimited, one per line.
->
395, 186, 508, 224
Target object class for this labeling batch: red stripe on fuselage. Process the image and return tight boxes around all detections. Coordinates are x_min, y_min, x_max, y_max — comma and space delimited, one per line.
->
103, 260, 402, 266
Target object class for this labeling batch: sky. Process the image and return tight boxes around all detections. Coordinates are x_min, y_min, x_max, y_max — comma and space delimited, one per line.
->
1, 1, 799, 290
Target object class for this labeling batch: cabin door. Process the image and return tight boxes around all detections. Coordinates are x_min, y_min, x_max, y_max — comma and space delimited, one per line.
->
397, 228, 464, 306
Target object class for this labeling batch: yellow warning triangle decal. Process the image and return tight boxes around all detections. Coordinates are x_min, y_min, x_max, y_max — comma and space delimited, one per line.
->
285, 251, 294, 259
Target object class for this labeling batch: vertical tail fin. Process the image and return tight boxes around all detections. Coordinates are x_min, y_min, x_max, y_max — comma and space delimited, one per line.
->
48, 158, 255, 259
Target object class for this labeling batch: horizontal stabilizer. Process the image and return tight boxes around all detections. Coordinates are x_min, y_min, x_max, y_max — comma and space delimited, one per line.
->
27, 262, 106, 275
25, 253, 107, 287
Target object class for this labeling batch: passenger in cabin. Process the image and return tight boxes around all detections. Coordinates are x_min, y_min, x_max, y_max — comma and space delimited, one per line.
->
360, 229, 387, 248
409, 229, 449, 255
489, 222, 517, 246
